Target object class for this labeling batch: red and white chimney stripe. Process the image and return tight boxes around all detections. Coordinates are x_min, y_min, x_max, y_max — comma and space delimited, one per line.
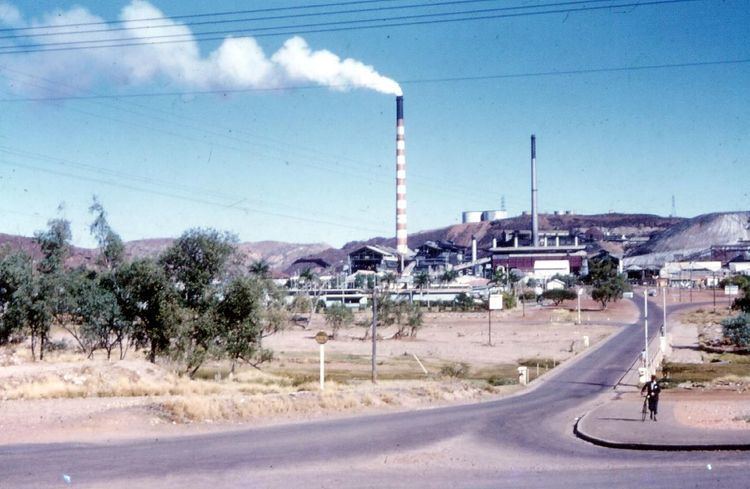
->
396, 97, 408, 254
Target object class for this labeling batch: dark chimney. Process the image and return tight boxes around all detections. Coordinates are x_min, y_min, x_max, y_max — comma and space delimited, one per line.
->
531, 134, 539, 247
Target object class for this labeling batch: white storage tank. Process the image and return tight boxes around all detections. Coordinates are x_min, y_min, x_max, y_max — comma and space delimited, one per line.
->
482, 210, 508, 221
462, 211, 483, 223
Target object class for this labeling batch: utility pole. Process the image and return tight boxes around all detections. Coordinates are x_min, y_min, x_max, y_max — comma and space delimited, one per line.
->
371, 287, 378, 383
577, 287, 582, 325
662, 287, 667, 337
644, 291, 649, 371
712, 272, 717, 311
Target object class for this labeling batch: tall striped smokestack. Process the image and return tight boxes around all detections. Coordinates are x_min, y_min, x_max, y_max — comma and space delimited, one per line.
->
396, 95, 408, 254
531, 134, 539, 247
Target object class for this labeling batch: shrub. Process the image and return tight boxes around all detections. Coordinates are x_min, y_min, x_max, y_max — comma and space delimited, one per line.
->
722, 314, 750, 347
519, 291, 537, 301
540, 289, 577, 306
440, 362, 469, 378
501, 292, 517, 309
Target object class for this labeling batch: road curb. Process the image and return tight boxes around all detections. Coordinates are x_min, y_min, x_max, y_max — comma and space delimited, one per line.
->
573, 413, 750, 451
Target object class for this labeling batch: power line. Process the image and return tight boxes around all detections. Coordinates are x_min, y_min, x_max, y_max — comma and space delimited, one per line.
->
0, 145, 390, 227
0, 0, 699, 55
0, 68, 501, 202
0, 158, 390, 235
0, 0, 503, 40
0, 0, 403, 32
2, 57, 745, 104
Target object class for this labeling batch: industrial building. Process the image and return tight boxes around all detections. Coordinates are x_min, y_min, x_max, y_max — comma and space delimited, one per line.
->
348, 245, 401, 274
413, 240, 466, 273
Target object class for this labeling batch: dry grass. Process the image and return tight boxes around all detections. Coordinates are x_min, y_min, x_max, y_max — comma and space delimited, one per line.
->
159, 379, 514, 423
681, 308, 735, 326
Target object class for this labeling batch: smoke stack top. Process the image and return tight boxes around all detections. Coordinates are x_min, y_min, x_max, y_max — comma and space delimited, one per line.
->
396, 95, 404, 120
531, 134, 539, 248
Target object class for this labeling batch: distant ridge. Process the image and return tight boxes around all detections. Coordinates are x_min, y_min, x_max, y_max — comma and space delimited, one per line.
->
624, 212, 750, 267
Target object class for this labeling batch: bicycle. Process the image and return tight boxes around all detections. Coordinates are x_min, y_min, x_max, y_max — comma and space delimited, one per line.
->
641, 395, 648, 422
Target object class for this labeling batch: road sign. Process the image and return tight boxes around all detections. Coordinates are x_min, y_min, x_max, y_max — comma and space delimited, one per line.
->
315, 330, 329, 344
489, 294, 503, 310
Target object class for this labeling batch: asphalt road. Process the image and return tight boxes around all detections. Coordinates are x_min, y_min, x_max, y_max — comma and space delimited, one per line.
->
1, 294, 748, 488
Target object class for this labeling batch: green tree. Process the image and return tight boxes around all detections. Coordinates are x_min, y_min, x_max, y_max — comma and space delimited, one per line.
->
77, 271, 128, 360
540, 288, 577, 306
454, 292, 476, 311
550, 273, 579, 288
0, 252, 34, 345
382, 272, 397, 290
33, 218, 71, 275
89, 197, 124, 270
324, 303, 354, 340
160, 228, 237, 309
215, 276, 282, 373
31, 218, 73, 359
585, 256, 630, 310
249, 260, 271, 279
114, 259, 178, 363
440, 269, 458, 285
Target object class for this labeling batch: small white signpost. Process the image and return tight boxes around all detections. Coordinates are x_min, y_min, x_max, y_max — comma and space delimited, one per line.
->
315, 330, 328, 391
487, 294, 503, 346
725, 285, 739, 296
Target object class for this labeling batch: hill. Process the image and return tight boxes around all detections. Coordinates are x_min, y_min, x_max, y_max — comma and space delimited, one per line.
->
0, 234, 330, 274
287, 213, 685, 273
624, 212, 750, 267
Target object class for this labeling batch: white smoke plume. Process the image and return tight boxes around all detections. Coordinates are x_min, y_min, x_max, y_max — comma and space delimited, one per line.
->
0, 0, 402, 97
0, 2, 22, 27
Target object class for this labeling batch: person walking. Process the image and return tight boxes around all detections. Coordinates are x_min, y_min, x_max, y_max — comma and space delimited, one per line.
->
641, 374, 661, 421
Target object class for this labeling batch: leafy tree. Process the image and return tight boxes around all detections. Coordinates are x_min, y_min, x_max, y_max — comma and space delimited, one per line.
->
33, 218, 71, 275
0, 252, 34, 345
405, 302, 424, 338
540, 289, 577, 306
354, 274, 367, 289
454, 292, 476, 311
215, 276, 282, 373
725, 277, 750, 313
585, 255, 630, 310
160, 228, 237, 309
721, 314, 750, 347
249, 260, 271, 279
501, 292, 517, 309
413, 271, 430, 289
114, 259, 178, 363
14, 273, 54, 361
381, 272, 397, 289
76, 271, 128, 360
550, 273, 579, 288
89, 197, 124, 270
324, 303, 354, 339
490, 268, 509, 288
440, 269, 458, 285
31, 218, 73, 359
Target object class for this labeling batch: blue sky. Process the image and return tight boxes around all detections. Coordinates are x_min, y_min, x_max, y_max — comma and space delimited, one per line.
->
0, 0, 747, 248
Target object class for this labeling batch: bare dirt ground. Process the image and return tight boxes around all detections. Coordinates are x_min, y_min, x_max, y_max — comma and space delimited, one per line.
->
671, 391, 750, 430
662, 290, 750, 429
0, 297, 637, 446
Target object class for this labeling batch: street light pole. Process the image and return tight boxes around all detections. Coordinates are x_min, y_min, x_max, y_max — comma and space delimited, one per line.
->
644, 290, 649, 371
371, 287, 378, 384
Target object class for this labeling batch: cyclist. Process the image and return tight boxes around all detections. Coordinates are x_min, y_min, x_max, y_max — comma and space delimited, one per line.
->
640, 374, 661, 421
